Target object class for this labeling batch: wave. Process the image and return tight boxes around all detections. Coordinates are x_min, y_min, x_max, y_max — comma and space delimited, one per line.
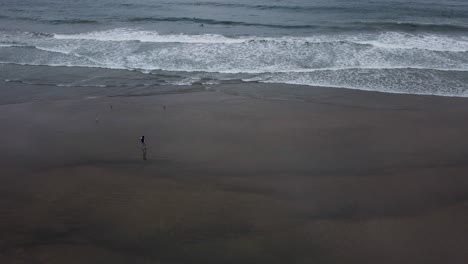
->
0, 43, 33, 48
169, 2, 349, 12
4, 30, 468, 75
127, 17, 317, 29
171, 1, 468, 17
261, 68, 468, 97
2, 57, 467, 75
54, 29, 248, 43
2, 62, 467, 97
45, 19, 99, 25
52, 29, 468, 52
126, 16, 468, 32
2, 29, 468, 97
0, 43, 82, 55
20, 32, 55, 38
33, 46, 87, 58
352, 22, 468, 33
352, 32, 468, 52
4, 15, 467, 34
124, 14, 468, 33
0, 16, 99, 25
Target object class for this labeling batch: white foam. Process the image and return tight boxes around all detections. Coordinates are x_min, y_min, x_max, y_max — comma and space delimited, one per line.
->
3, 28, 468, 97
0, 43, 29, 48
34, 46, 82, 56
52, 29, 468, 53
355, 32, 468, 52
54, 28, 249, 44
261, 68, 468, 97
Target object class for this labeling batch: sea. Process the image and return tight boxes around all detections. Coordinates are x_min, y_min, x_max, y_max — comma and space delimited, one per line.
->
1, 0, 467, 97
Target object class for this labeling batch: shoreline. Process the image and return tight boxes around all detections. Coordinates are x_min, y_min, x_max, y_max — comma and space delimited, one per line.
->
1, 63, 468, 100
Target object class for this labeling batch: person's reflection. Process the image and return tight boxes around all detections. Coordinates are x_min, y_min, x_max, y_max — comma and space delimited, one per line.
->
142, 145, 147, 161
141, 136, 147, 161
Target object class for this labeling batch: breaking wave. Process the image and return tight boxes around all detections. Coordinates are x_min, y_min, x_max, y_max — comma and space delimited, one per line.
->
1, 28, 468, 96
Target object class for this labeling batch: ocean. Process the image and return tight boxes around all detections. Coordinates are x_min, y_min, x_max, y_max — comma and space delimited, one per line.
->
1, 0, 467, 97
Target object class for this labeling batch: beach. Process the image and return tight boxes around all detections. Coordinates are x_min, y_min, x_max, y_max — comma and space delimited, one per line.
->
1, 81, 467, 263
1, 0, 468, 262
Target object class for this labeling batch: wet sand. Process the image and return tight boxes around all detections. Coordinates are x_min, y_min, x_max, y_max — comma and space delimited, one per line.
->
0, 83, 467, 264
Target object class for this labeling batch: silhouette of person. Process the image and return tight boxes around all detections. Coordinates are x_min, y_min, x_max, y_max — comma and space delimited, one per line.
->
141, 136, 145, 145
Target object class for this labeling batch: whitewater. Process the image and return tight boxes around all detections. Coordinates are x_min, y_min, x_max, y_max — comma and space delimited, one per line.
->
1, 0, 467, 96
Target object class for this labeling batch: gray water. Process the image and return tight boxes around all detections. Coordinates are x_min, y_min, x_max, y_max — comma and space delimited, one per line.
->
1, 0, 468, 96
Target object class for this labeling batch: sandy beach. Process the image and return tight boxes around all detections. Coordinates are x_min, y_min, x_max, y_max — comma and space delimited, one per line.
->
0, 82, 467, 264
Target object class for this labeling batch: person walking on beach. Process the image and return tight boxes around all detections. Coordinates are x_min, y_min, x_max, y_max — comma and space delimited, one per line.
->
141, 136, 145, 145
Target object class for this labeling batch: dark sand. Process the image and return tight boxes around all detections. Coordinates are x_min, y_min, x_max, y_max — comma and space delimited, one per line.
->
0, 82, 467, 264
